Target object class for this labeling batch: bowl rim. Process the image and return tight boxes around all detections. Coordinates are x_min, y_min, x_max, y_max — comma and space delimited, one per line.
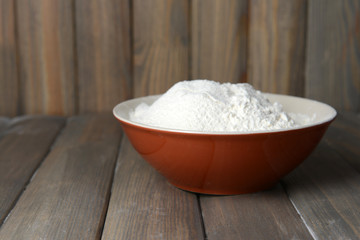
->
113, 93, 337, 136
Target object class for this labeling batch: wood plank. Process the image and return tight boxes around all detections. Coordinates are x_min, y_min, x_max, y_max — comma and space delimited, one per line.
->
0, 117, 10, 134
133, 0, 189, 97
76, 0, 131, 113
191, 0, 248, 83
0, 0, 19, 116
16, 0, 76, 115
306, 0, 360, 112
0, 116, 65, 224
101, 137, 204, 240
0, 115, 122, 239
283, 142, 360, 239
248, 0, 307, 96
324, 113, 360, 172
331, 112, 360, 132
200, 185, 312, 240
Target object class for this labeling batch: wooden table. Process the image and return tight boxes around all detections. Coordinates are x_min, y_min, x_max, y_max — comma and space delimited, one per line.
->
0, 113, 359, 240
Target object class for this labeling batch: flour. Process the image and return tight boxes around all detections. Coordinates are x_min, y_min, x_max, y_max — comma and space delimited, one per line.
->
130, 80, 301, 132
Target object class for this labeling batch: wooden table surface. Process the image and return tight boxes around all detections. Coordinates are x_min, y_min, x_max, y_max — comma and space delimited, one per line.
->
0, 113, 359, 240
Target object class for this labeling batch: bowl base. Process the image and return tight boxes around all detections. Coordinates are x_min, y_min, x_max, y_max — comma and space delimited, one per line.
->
169, 181, 276, 195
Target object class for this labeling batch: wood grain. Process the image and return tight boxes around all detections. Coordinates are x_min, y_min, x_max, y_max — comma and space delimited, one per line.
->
0, 0, 359, 114
248, 0, 307, 96
0, 116, 64, 224
200, 185, 312, 240
191, 0, 248, 83
0, 0, 18, 116
0, 115, 122, 239
0, 113, 358, 238
133, 0, 189, 97
324, 113, 360, 172
0, 117, 10, 133
76, 0, 131, 113
101, 137, 204, 240
283, 142, 360, 239
16, 0, 76, 115
306, 0, 360, 112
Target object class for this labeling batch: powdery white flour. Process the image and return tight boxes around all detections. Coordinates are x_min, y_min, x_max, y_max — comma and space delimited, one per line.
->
130, 80, 300, 132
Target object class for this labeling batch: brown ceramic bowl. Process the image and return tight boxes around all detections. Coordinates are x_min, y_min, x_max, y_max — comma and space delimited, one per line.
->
113, 94, 336, 195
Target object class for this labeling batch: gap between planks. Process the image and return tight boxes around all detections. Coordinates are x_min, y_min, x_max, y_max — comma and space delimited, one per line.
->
98, 127, 125, 238
282, 117, 360, 239
100, 136, 204, 240
0, 116, 66, 227
0, 114, 122, 239
196, 194, 208, 240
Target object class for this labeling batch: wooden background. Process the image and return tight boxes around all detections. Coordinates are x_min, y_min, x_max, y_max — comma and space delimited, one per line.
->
0, 0, 359, 116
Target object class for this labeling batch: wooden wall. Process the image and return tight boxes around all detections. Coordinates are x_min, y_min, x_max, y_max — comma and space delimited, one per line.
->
0, 0, 359, 116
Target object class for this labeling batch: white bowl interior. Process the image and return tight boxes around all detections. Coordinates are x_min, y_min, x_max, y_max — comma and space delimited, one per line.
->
113, 93, 337, 134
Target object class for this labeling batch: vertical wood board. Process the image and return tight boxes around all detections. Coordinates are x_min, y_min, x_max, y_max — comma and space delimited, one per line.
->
306, 0, 360, 111
16, 0, 76, 115
76, 0, 131, 113
248, 0, 307, 96
0, 0, 18, 116
191, 0, 248, 83
133, 0, 190, 97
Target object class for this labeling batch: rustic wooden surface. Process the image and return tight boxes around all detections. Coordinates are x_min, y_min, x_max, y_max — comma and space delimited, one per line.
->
133, 0, 190, 97
248, 0, 307, 96
191, 0, 248, 83
0, 115, 122, 239
200, 185, 312, 240
76, 0, 132, 113
283, 141, 360, 239
16, 0, 76, 115
305, 0, 360, 111
0, 113, 359, 239
0, 0, 18, 117
102, 138, 204, 239
323, 112, 360, 173
0, 117, 10, 133
0, 116, 64, 224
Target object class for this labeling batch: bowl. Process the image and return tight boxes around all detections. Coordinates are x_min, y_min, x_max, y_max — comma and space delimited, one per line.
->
113, 93, 336, 195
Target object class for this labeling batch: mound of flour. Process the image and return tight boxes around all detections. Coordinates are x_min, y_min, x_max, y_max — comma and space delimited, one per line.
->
130, 80, 299, 132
